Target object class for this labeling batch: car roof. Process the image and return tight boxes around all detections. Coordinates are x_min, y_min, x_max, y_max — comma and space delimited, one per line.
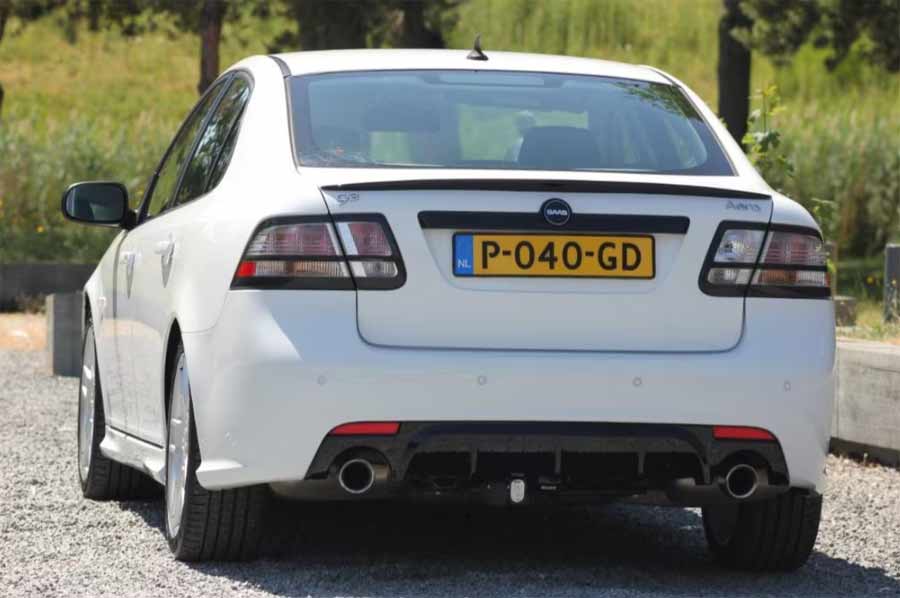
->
270, 49, 670, 84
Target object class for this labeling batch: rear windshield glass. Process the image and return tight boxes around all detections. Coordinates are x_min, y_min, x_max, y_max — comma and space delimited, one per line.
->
289, 70, 732, 175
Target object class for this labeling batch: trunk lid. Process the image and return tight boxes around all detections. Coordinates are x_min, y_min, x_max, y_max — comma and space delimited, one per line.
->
317, 173, 772, 352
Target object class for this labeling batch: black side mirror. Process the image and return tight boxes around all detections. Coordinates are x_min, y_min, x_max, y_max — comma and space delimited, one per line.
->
61, 181, 131, 228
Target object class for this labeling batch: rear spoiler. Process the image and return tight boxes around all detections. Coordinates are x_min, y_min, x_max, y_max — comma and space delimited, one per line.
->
320, 179, 771, 200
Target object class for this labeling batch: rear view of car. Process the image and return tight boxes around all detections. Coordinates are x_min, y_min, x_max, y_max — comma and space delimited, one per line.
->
67, 50, 834, 570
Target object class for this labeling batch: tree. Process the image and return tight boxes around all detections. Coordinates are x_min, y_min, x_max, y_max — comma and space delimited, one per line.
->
278, 0, 377, 50
742, 0, 899, 73
717, 0, 754, 145
718, 0, 900, 144
270, 0, 458, 52
58, 0, 236, 95
0, 3, 7, 116
388, 0, 457, 48
149, 0, 232, 94
197, 0, 227, 93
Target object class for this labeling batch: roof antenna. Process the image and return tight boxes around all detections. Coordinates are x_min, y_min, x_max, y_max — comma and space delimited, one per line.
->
467, 34, 488, 61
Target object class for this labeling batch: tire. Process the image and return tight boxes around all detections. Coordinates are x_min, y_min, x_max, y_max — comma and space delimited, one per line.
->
164, 341, 269, 561
702, 490, 822, 571
78, 322, 160, 500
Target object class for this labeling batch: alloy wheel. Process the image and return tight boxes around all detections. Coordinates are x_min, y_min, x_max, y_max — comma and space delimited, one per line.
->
78, 329, 97, 483
166, 354, 191, 539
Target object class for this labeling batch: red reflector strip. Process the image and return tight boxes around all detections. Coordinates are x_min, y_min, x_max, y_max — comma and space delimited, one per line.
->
236, 260, 256, 278
713, 426, 775, 441
329, 422, 400, 436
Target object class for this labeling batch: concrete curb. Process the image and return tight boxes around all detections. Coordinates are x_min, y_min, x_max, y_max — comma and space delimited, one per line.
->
832, 340, 900, 466
0, 263, 94, 309
46, 292, 83, 377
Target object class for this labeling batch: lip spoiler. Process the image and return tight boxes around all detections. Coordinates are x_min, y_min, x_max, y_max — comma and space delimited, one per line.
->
319, 178, 771, 200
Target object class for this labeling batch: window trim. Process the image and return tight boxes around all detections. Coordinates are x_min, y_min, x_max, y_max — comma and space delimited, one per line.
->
138, 75, 231, 223
164, 76, 234, 212
171, 70, 254, 210
137, 73, 239, 224
201, 73, 253, 196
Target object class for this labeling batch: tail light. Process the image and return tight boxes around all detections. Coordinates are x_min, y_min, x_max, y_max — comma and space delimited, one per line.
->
232, 215, 405, 290
701, 222, 829, 299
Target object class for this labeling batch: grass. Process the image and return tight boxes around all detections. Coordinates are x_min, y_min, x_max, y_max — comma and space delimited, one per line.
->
0, 1, 898, 268
836, 255, 885, 300
837, 299, 900, 343
0, 12, 281, 262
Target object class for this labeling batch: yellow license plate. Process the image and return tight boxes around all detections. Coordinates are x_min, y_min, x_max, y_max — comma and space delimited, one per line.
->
453, 233, 655, 278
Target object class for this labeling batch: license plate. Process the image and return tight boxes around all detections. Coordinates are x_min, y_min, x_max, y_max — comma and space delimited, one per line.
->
453, 233, 655, 278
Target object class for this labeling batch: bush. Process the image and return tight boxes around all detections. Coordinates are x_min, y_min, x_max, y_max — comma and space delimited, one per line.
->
0, 113, 169, 263
837, 255, 884, 300
776, 101, 900, 257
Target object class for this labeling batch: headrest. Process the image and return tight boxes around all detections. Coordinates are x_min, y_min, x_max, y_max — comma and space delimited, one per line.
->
518, 126, 600, 170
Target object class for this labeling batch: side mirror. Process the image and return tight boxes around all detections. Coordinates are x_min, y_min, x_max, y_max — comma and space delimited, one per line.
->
61, 181, 130, 227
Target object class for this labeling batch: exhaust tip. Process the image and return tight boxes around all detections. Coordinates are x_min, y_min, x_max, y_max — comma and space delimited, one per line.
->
338, 458, 376, 495
724, 464, 759, 500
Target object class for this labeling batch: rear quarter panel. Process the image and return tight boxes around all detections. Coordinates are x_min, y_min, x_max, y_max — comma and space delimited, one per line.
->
171, 55, 326, 336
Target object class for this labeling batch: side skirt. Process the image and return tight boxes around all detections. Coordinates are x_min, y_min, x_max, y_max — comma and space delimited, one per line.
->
100, 426, 166, 485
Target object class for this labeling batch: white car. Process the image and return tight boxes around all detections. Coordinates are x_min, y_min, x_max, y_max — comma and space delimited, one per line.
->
63, 48, 834, 569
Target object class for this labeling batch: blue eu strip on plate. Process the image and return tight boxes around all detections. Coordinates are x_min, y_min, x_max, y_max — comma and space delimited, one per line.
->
453, 234, 474, 276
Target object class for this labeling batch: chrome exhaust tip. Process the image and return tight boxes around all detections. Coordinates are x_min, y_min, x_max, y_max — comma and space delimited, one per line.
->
724, 464, 760, 500
338, 458, 376, 495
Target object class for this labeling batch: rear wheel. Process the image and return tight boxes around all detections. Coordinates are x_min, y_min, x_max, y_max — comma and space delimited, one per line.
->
164, 342, 269, 561
78, 322, 159, 500
702, 490, 822, 571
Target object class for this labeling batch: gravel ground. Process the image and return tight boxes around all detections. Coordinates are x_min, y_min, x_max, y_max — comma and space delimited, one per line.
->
1, 349, 899, 598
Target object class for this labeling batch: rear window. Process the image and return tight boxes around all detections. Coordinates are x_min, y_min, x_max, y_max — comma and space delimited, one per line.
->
289, 70, 732, 175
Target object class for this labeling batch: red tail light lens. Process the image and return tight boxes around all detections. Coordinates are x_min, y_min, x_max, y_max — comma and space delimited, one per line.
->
232, 215, 404, 290
247, 222, 340, 256
337, 221, 393, 257
750, 228, 829, 297
334, 215, 406, 289
701, 222, 829, 299
329, 422, 400, 436
760, 231, 826, 267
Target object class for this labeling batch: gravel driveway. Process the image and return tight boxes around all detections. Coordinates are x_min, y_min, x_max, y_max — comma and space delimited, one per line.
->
1, 349, 898, 597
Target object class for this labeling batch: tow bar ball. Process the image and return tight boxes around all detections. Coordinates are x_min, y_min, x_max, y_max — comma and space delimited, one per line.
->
510, 478, 526, 504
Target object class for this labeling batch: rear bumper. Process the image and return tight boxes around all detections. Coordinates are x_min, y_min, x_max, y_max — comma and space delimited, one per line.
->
183, 291, 834, 494
270, 421, 789, 507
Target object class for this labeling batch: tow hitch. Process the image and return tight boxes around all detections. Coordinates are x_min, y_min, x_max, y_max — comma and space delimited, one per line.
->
509, 477, 526, 504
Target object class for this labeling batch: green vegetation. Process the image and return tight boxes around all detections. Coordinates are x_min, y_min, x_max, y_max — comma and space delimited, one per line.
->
1, 0, 898, 274
838, 299, 900, 343
0, 11, 279, 261
837, 255, 885, 300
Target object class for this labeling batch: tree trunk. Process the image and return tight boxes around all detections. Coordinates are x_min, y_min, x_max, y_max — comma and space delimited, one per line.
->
197, 0, 226, 95
0, 2, 8, 119
88, 0, 101, 31
399, 1, 444, 48
0, 2, 9, 43
717, 0, 753, 146
292, 0, 371, 50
